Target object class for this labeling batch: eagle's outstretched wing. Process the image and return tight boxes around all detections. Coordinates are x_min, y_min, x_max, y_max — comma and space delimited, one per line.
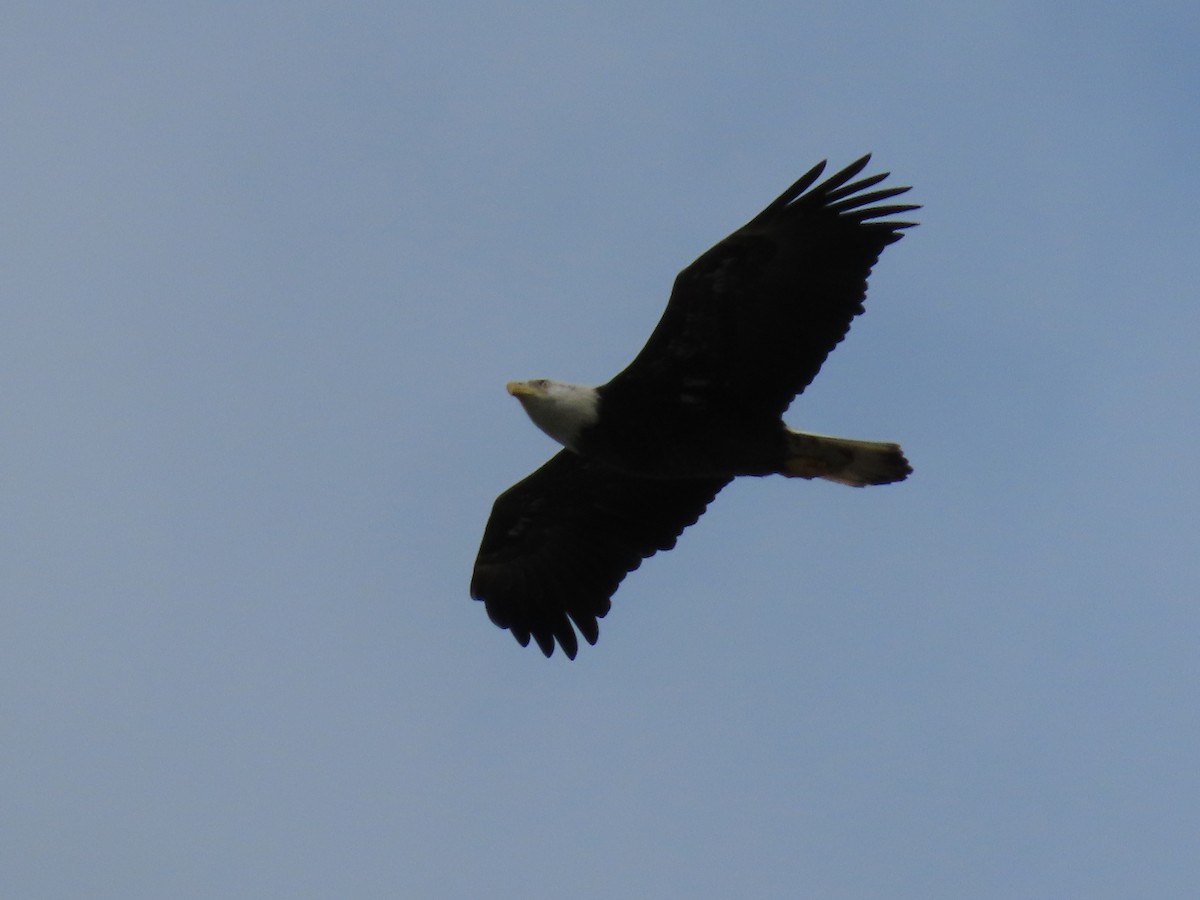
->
601, 155, 918, 422
471, 450, 727, 658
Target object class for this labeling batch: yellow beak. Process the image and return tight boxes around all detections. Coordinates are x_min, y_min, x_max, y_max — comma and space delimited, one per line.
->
506, 381, 538, 397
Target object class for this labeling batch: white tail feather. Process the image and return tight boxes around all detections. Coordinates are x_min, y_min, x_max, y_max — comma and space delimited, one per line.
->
782, 429, 911, 486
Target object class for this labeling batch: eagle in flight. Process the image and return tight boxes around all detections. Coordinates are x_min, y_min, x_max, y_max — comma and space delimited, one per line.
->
471, 155, 917, 658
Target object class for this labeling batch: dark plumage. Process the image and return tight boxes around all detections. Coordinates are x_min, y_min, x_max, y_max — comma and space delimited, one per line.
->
472, 156, 918, 658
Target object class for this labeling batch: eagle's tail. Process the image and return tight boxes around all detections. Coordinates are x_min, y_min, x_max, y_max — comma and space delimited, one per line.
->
781, 429, 911, 487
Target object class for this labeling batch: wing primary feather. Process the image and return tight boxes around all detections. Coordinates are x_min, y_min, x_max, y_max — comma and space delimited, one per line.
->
754, 159, 828, 220
822, 171, 890, 203
851, 203, 922, 221
810, 154, 874, 197
877, 223, 919, 244
827, 185, 912, 212
551, 613, 578, 659
532, 628, 555, 658
568, 607, 601, 646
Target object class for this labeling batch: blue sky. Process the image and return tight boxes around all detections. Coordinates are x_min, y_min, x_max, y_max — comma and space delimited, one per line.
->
4, 2, 1199, 897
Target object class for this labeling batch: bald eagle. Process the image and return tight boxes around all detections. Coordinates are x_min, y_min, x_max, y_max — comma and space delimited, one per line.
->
471, 155, 917, 658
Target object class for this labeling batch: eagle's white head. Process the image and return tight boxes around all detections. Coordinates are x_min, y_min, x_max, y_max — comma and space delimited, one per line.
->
506, 378, 599, 452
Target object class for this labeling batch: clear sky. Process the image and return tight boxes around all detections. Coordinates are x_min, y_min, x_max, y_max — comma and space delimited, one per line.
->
4, 3, 1199, 898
